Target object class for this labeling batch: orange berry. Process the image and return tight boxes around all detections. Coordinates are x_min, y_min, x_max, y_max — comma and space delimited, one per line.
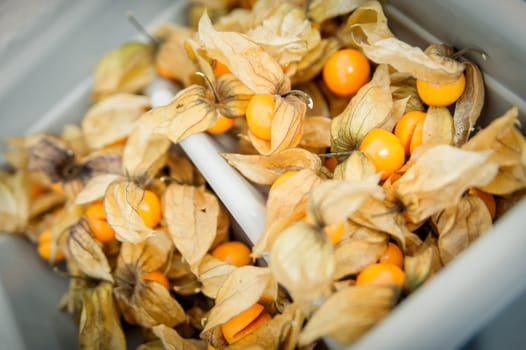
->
394, 111, 426, 155
324, 221, 345, 245
31, 183, 44, 198
138, 190, 162, 229
213, 60, 231, 77
37, 229, 65, 262
324, 156, 338, 172
271, 171, 297, 188
359, 129, 405, 180
207, 345, 218, 350
105, 136, 128, 148
322, 49, 370, 96
207, 115, 236, 134
416, 73, 466, 107
379, 242, 404, 269
51, 182, 64, 194
142, 270, 170, 290
245, 94, 275, 141
356, 263, 405, 288
155, 60, 175, 80
469, 188, 496, 220
211, 241, 252, 267
86, 201, 115, 243
221, 303, 270, 344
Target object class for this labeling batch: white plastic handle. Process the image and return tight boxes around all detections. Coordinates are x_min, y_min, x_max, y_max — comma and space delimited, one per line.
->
147, 78, 267, 244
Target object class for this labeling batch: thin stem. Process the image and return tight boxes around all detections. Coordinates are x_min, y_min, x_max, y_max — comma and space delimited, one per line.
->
195, 72, 220, 103
318, 151, 353, 158
127, 11, 160, 47
451, 47, 488, 61
281, 89, 314, 109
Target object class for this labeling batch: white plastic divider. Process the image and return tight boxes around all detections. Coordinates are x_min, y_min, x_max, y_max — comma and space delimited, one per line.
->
147, 77, 267, 244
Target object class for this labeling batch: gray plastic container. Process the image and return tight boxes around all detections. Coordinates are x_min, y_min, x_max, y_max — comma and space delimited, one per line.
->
1, 1, 525, 349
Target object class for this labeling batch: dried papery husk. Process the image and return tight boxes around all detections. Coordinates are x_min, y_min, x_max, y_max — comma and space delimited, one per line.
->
226, 303, 304, 350
0, 170, 30, 233
201, 266, 278, 336
198, 254, 237, 299
393, 144, 499, 223
403, 240, 441, 294
155, 25, 199, 87
46, 203, 85, 262
67, 219, 113, 282
61, 123, 88, 156
82, 93, 150, 150
104, 180, 156, 243
269, 221, 335, 314
3, 137, 29, 169
462, 107, 526, 195
421, 106, 454, 148
165, 152, 204, 186
252, 168, 321, 257
26, 134, 76, 184
308, 0, 367, 23
246, 3, 321, 67
333, 151, 377, 181
164, 183, 220, 274
222, 148, 321, 185
74, 174, 123, 205
330, 64, 393, 153
29, 190, 66, 220
432, 194, 493, 265
334, 232, 388, 279
296, 82, 329, 118
114, 230, 186, 328
198, 12, 290, 95
214, 73, 254, 118
248, 93, 307, 155
92, 41, 155, 102
340, 0, 393, 44
300, 116, 332, 152
307, 177, 383, 227
298, 285, 399, 345
291, 38, 340, 85
453, 62, 485, 146
391, 79, 425, 113
79, 282, 126, 350
150, 324, 202, 350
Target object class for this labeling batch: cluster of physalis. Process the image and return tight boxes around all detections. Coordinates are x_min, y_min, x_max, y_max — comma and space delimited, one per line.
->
1, 0, 526, 349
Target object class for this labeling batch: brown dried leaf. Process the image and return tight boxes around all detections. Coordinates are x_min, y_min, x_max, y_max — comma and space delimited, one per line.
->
334, 235, 387, 279
82, 93, 149, 150
308, 0, 367, 23
92, 41, 155, 102
394, 145, 499, 223
330, 64, 393, 152
198, 12, 290, 95
432, 194, 493, 265
0, 170, 30, 233
422, 106, 454, 148
462, 107, 526, 194
253, 168, 321, 257
67, 219, 113, 282
164, 183, 220, 274
202, 266, 278, 335
104, 180, 156, 243
298, 285, 399, 345
270, 221, 334, 314
226, 303, 304, 350
79, 283, 126, 350
198, 254, 237, 299
453, 62, 485, 146
222, 148, 321, 185
151, 324, 201, 350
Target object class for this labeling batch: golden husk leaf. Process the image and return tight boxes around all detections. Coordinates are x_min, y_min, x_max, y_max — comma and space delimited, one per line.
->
198, 12, 290, 95
0, 170, 30, 233
214, 73, 254, 118
222, 147, 321, 185
61, 123, 88, 156
82, 93, 149, 150
151, 324, 202, 350
26, 134, 76, 184
298, 285, 399, 346
334, 235, 387, 279
269, 221, 335, 314
164, 183, 220, 274
308, 0, 367, 23
226, 303, 304, 350
79, 282, 126, 350
330, 64, 393, 152
462, 107, 526, 194
67, 219, 113, 282
333, 151, 377, 181
432, 194, 493, 264
201, 266, 278, 335
453, 62, 485, 146
394, 144, 499, 223
92, 41, 155, 102
104, 180, 156, 243
403, 243, 439, 293
198, 254, 237, 299
74, 174, 122, 205
421, 106, 454, 148
253, 168, 321, 257
300, 116, 332, 152
291, 38, 340, 85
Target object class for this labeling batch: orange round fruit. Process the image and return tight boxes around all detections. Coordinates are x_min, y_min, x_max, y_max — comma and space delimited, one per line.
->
211, 241, 252, 267
207, 115, 236, 134
394, 110, 426, 155
359, 128, 405, 180
86, 201, 115, 243
469, 188, 497, 220
322, 49, 370, 96
324, 221, 345, 245
221, 303, 271, 344
416, 73, 466, 107
271, 171, 297, 188
142, 270, 170, 290
379, 242, 404, 269
138, 190, 162, 229
245, 94, 275, 141
356, 262, 405, 288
